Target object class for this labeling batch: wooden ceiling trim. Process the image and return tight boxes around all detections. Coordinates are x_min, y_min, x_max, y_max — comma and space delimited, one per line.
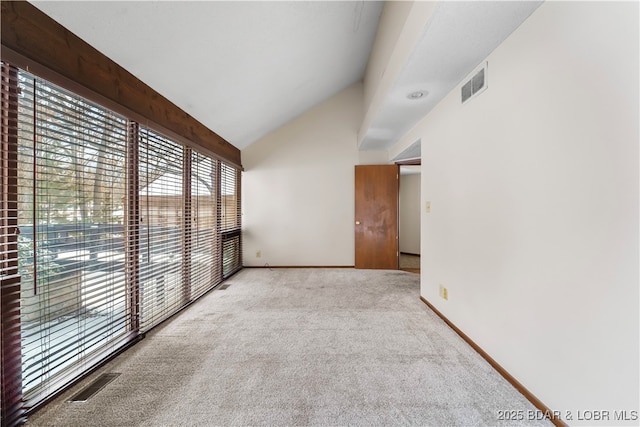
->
395, 158, 421, 166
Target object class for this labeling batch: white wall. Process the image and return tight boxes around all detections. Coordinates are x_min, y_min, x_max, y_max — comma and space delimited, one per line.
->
398, 2, 638, 422
357, 150, 388, 165
242, 83, 362, 267
399, 172, 420, 254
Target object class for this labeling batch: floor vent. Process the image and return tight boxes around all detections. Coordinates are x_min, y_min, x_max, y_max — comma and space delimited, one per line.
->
69, 373, 120, 402
218, 284, 231, 290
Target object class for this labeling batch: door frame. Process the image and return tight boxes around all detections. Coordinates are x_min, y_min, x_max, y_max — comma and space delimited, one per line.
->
397, 159, 422, 273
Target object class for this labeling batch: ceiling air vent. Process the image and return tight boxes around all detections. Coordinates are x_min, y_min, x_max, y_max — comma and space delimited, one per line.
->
461, 62, 488, 104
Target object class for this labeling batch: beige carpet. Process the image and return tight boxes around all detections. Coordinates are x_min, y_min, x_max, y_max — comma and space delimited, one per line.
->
25, 268, 551, 426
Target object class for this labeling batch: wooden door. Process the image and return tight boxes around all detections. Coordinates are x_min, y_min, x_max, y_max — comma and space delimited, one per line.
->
354, 165, 399, 269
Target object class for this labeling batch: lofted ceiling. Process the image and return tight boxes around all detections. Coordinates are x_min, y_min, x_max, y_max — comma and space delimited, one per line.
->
30, 1, 542, 155
30, 0, 384, 150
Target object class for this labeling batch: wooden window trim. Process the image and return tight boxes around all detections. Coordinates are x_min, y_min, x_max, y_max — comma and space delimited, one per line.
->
182, 147, 193, 303
1, 62, 26, 427
126, 120, 141, 333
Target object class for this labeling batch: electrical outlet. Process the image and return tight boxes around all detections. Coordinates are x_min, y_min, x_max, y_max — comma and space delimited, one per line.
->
256, 250, 261, 258
439, 284, 448, 300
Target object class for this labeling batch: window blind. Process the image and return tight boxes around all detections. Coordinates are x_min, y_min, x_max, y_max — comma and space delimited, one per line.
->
190, 152, 221, 299
220, 163, 242, 277
1, 62, 26, 426
138, 128, 186, 331
0, 61, 243, 424
15, 71, 133, 404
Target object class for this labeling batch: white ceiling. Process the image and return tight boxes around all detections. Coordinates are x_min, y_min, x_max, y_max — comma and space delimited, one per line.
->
30, 1, 542, 155
361, 0, 543, 151
31, 1, 383, 150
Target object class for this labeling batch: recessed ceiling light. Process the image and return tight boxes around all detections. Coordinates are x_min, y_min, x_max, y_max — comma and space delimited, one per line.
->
407, 91, 427, 100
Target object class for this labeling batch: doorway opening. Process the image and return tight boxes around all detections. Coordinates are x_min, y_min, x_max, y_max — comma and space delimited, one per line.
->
399, 164, 421, 274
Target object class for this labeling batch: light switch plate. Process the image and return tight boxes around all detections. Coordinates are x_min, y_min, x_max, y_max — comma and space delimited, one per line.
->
425, 201, 431, 213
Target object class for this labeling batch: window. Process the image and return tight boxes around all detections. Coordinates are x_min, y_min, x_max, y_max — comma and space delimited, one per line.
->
0, 62, 242, 416
191, 152, 222, 299
138, 128, 185, 331
16, 71, 131, 402
220, 164, 242, 277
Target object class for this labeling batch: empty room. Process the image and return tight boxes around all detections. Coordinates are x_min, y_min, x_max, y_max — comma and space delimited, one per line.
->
1, 1, 638, 426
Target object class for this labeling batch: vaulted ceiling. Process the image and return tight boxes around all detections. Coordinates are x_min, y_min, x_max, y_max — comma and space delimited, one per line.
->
30, 1, 542, 155
30, 1, 383, 150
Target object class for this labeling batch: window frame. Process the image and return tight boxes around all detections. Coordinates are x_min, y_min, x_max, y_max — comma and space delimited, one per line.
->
0, 57, 242, 423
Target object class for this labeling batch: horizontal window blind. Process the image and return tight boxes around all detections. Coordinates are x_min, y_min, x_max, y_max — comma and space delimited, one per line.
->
138, 128, 186, 331
220, 163, 242, 278
1, 62, 26, 426
0, 61, 242, 424
190, 152, 221, 299
15, 70, 132, 403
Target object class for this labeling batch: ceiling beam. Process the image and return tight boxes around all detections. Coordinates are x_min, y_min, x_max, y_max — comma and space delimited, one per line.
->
358, 1, 436, 149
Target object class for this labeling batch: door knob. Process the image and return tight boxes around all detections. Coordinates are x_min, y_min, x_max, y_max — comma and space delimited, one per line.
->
355, 221, 361, 225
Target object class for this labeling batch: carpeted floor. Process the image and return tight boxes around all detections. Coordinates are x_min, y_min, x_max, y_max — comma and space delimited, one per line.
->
25, 268, 551, 426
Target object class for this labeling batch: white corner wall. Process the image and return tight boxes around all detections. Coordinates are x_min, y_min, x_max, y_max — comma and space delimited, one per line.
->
405, 1, 637, 422
400, 173, 421, 254
242, 83, 362, 267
